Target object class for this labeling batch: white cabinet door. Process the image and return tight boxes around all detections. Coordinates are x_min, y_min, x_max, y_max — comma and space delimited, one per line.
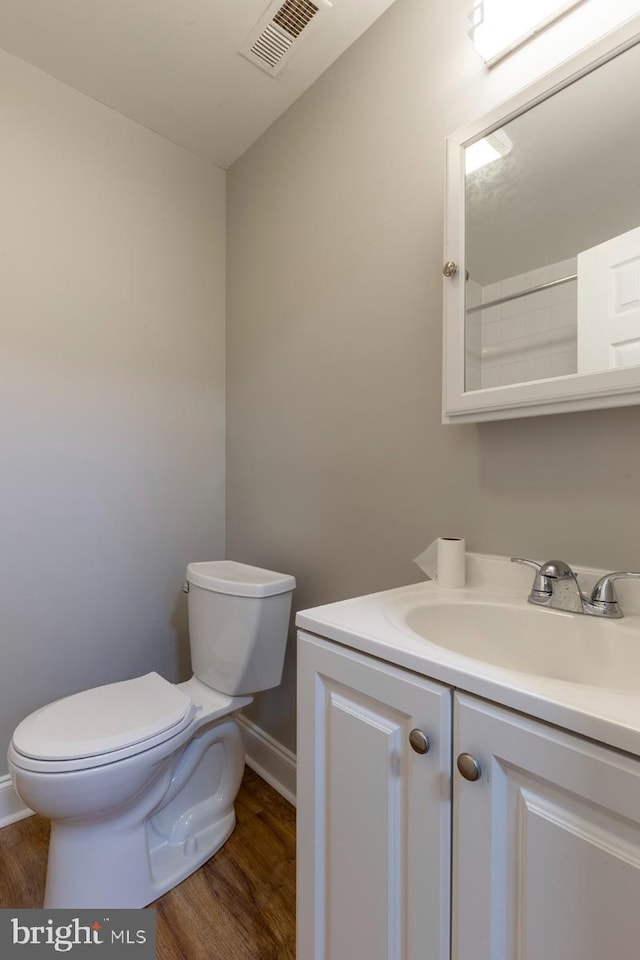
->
453, 693, 640, 960
578, 225, 640, 372
297, 631, 452, 960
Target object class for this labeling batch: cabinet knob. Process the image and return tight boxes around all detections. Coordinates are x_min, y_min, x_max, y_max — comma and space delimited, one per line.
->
442, 260, 458, 278
457, 753, 481, 781
409, 728, 430, 754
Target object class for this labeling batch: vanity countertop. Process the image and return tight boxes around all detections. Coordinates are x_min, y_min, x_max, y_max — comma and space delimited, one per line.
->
296, 554, 640, 757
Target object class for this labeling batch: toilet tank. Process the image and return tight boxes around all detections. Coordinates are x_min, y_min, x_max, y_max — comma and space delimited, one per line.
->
185, 561, 296, 697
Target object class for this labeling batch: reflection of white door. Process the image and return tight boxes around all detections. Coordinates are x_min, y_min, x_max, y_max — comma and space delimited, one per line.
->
578, 226, 640, 372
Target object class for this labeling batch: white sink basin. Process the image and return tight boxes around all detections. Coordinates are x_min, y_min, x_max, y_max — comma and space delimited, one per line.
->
394, 599, 640, 691
296, 554, 640, 755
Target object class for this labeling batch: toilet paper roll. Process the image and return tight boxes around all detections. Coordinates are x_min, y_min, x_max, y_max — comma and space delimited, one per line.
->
414, 537, 466, 588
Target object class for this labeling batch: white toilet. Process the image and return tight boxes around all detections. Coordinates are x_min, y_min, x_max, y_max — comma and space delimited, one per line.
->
7, 560, 295, 909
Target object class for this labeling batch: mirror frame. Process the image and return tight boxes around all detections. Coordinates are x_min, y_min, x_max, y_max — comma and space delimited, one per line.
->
443, 15, 640, 423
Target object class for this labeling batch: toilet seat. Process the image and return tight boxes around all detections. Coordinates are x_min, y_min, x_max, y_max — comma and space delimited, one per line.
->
10, 673, 197, 774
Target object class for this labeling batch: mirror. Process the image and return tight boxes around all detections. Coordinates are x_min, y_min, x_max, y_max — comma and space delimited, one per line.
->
443, 19, 640, 422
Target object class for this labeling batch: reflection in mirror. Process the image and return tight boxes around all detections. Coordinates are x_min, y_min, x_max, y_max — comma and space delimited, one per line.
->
464, 38, 640, 393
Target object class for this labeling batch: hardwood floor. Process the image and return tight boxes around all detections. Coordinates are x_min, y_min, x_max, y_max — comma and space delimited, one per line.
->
0, 768, 296, 960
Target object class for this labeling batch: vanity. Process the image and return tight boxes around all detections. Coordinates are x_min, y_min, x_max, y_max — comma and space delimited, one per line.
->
295, 555, 640, 960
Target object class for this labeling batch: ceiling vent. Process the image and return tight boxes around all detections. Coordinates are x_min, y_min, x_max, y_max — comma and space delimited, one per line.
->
240, 0, 327, 76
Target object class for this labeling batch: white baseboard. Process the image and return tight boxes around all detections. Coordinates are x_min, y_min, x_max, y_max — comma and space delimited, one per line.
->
237, 715, 297, 807
0, 775, 33, 828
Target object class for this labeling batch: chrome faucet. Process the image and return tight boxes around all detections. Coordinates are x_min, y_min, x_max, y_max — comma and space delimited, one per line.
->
511, 558, 640, 619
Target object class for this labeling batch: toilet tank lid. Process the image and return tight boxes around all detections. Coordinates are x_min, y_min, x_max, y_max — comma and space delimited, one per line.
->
186, 560, 296, 598
12, 673, 194, 761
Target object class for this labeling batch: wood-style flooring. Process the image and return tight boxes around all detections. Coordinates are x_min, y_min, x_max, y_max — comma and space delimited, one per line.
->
0, 768, 296, 960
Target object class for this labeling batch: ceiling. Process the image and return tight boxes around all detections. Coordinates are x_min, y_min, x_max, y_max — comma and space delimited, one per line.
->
0, 0, 398, 169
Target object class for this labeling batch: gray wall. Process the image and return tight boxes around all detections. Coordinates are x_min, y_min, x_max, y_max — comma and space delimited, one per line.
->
0, 50, 226, 777
226, 0, 640, 751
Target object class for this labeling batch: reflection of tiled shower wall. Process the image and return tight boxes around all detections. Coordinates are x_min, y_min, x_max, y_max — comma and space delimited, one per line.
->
467, 259, 578, 390
466, 279, 483, 391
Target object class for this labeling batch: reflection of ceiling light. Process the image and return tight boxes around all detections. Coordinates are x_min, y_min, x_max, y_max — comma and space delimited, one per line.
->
469, 0, 584, 65
465, 129, 512, 175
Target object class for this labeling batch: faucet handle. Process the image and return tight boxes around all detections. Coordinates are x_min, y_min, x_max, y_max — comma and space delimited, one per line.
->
511, 557, 541, 572
511, 557, 553, 597
590, 572, 640, 606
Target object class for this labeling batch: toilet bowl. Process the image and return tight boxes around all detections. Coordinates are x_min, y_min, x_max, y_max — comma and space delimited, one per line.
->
7, 561, 295, 908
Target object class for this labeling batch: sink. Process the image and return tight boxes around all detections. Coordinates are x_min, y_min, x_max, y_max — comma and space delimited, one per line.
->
296, 554, 640, 755
393, 598, 640, 691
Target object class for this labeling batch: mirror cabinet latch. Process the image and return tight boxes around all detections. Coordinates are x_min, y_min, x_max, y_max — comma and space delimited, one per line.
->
442, 260, 458, 278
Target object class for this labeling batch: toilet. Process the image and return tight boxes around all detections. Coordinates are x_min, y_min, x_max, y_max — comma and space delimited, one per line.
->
7, 560, 295, 909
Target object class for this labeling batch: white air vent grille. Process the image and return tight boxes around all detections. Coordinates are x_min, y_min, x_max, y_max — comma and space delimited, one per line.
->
251, 22, 294, 68
273, 0, 319, 38
241, 0, 325, 76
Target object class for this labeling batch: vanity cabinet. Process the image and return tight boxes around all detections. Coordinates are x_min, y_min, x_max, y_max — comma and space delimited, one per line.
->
297, 632, 452, 960
298, 630, 640, 960
453, 693, 640, 960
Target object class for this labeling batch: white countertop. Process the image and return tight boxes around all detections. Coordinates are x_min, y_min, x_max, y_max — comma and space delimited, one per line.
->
296, 553, 640, 757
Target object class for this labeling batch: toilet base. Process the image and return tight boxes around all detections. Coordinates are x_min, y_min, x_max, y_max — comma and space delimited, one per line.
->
148, 809, 236, 903
44, 807, 237, 909
42, 718, 246, 908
